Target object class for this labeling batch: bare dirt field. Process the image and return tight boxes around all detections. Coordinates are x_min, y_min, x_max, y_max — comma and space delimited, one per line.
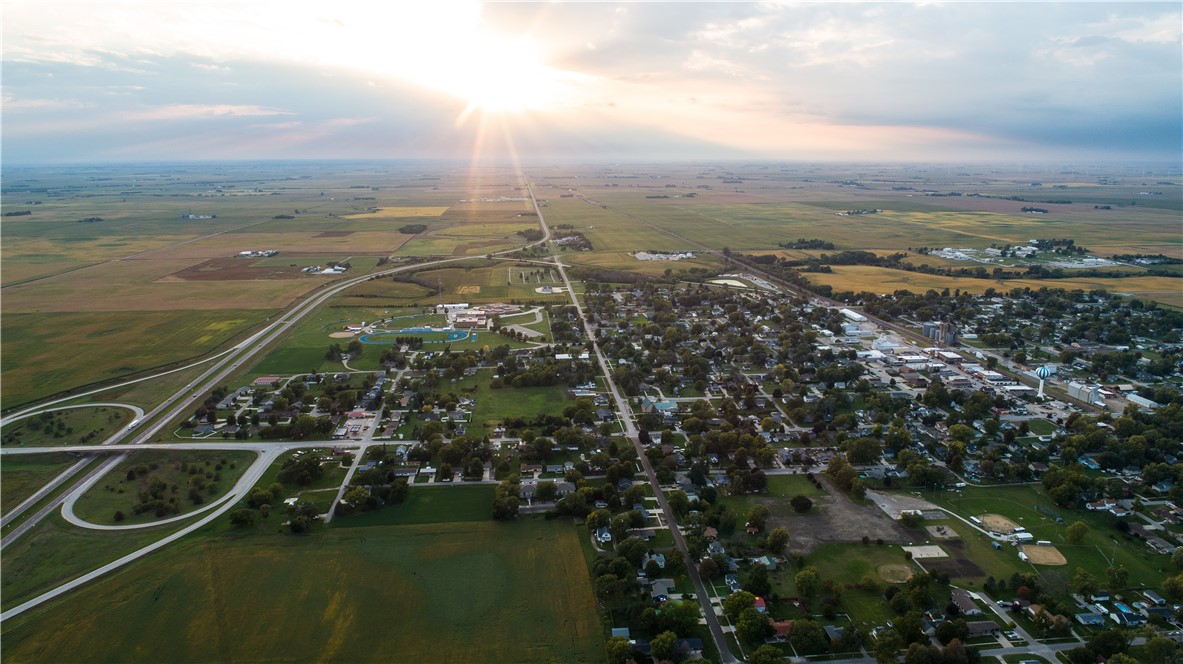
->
917, 540, 986, 578
926, 524, 959, 540
1019, 544, 1067, 565
328, 331, 356, 339
776, 476, 912, 553
980, 514, 1020, 534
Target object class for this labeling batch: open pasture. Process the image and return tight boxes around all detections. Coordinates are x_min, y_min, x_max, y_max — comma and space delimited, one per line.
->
0, 519, 604, 664
1, 309, 266, 409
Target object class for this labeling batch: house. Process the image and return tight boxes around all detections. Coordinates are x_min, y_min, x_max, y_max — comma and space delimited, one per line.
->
707, 541, 726, 556
754, 597, 767, 614
966, 620, 1000, 636
703, 527, 719, 541
643, 553, 666, 570
952, 588, 982, 616
595, 527, 612, 544
768, 619, 793, 639
824, 625, 845, 642
1143, 589, 1167, 606
752, 555, 777, 570
610, 627, 630, 639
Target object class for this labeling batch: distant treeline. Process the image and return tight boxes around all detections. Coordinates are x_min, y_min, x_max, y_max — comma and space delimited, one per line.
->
778, 239, 836, 250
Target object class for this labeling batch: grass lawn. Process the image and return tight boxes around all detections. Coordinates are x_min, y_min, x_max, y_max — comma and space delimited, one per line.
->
0, 453, 81, 516
764, 474, 829, 499
1, 518, 604, 663
457, 374, 571, 428
1025, 419, 1058, 436
333, 484, 495, 527
72, 450, 255, 526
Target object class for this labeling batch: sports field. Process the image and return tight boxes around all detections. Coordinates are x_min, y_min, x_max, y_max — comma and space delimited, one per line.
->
1, 518, 604, 663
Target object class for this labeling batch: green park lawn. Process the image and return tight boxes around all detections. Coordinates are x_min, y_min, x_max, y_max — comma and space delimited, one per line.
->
333, 484, 494, 527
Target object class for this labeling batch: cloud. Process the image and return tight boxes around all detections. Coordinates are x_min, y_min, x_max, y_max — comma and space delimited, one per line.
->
1, 1, 1179, 162
124, 104, 293, 120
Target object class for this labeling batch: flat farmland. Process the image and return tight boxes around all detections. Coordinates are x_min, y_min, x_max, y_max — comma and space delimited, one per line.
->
1, 519, 604, 664
538, 197, 682, 253
1, 309, 267, 409
804, 265, 1183, 306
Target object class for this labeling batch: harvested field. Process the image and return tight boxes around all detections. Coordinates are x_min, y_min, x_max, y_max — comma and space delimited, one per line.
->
980, 513, 1020, 534
1019, 544, 1067, 566
169, 257, 303, 281
342, 206, 450, 219
314, 231, 355, 238
878, 564, 915, 583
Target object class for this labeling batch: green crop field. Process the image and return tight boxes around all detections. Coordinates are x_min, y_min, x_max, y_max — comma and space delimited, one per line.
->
0, 309, 269, 410
1, 518, 604, 663
0, 453, 79, 516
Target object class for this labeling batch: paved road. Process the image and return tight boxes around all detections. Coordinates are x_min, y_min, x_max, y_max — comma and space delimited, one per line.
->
525, 176, 738, 664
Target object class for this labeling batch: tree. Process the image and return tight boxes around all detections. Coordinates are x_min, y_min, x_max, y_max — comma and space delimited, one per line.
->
1072, 568, 1100, 597
1065, 520, 1088, 544
790, 495, 813, 513
658, 600, 700, 636
650, 630, 677, 662
903, 642, 942, 664
788, 619, 829, 655
229, 508, 259, 527
616, 537, 648, 568
873, 628, 903, 664
795, 566, 821, 599
698, 556, 720, 580
747, 504, 771, 531
722, 590, 755, 622
745, 564, 771, 597
748, 644, 786, 664
737, 607, 774, 644
605, 636, 633, 664
765, 527, 789, 555
667, 489, 690, 516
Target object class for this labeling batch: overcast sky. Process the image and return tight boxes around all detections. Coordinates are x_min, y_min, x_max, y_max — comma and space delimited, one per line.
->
3, 1, 1180, 163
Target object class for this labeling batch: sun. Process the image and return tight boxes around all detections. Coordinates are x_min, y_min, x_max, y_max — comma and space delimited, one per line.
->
421, 35, 565, 114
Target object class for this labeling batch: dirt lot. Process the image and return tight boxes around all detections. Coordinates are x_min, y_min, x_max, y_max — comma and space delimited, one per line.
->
771, 476, 912, 553
1019, 544, 1067, 565
926, 524, 959, 540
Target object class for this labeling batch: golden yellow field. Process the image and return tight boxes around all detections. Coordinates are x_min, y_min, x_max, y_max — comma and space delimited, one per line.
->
342, 206, 451, 219
805, 265, 1183, 306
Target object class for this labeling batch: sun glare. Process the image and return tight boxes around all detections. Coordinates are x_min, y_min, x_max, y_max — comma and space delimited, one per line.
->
428, 37, 561, 113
